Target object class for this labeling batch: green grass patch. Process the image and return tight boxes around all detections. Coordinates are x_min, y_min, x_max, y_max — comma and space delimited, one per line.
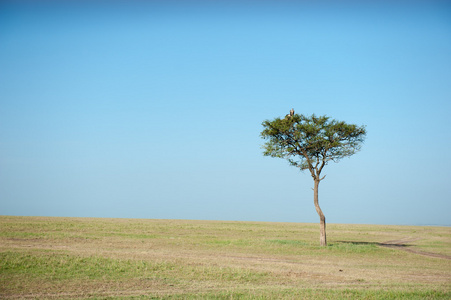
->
267, 239, 309, 246
0, 251, 269, 284
97, 232, 159, 239
327, 242, 379, 253
0, 251, 162, 280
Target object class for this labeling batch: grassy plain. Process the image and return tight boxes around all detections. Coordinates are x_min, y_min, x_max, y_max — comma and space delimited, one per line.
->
0, 216, 450, 299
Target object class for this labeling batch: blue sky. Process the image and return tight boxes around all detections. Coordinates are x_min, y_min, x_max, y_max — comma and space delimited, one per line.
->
1, 1, 450, 226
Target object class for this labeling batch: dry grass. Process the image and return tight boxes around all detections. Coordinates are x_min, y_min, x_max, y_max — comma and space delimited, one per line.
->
0, 216, 450, 299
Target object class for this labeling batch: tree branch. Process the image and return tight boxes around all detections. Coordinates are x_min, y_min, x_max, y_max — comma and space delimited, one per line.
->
301, 149, 316, 179
318, 158, 326, 175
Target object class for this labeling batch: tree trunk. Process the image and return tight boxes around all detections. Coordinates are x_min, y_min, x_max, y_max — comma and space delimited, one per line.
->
313, 179, 327, 246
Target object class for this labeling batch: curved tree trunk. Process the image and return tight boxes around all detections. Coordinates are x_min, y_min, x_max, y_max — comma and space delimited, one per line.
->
313, 179, 327, 246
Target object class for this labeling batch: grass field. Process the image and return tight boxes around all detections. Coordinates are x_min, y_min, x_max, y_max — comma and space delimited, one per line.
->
0, 216, 450, 299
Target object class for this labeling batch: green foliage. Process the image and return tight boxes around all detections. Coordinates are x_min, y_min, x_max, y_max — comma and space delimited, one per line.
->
261, 113, 366, 176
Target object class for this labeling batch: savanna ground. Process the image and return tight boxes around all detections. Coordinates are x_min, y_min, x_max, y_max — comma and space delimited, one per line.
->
0, 216, 450, 299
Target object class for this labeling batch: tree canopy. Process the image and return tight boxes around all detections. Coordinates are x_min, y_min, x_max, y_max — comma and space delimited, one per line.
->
261, 114, 366, 181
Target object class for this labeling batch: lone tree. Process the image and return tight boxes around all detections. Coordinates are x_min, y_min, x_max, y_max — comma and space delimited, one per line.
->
261, 110, 366, 246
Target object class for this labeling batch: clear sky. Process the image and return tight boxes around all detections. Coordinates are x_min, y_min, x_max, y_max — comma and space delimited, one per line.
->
1, 1, 450, 226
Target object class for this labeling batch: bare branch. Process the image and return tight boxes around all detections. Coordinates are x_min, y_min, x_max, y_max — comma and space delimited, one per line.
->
301, 149, 316, 179
318, 159, 326, 175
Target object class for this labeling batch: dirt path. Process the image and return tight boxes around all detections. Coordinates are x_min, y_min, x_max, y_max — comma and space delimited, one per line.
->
379, 237, 451, 260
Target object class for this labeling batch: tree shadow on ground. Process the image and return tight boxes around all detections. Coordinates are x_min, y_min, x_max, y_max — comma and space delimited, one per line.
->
335, 241, 410, 247
335, 240, 451, 259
